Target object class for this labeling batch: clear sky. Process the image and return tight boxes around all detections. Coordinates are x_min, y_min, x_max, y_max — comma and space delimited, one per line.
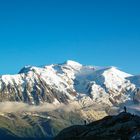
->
0, 0, 140, 75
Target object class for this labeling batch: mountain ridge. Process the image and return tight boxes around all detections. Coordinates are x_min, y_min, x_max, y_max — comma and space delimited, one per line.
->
55, 112, 140, 140
0, 60, 139, 108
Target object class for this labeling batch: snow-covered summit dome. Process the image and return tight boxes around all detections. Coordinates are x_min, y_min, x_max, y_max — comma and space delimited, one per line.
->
64, 60, 82, 69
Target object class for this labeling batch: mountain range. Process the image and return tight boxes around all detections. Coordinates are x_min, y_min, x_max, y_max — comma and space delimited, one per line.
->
0, 60, 140, 106
0, 60, 140, 138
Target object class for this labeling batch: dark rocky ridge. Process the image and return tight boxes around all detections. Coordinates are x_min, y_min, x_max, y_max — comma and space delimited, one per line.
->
55, 112, 140, 140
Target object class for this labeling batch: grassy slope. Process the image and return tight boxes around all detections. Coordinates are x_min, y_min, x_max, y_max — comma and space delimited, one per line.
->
0, 110, 85, 138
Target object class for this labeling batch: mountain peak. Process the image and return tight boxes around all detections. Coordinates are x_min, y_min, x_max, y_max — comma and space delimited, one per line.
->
102, 66, 132, 78
65, 60, 82, 67
19, 65, 37, 74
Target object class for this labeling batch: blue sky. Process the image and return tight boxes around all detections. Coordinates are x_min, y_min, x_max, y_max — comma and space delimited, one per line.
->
0, 0, 140, 75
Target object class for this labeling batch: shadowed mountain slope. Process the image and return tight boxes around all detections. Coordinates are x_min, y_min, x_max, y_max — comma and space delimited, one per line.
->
55, 112, 140, 140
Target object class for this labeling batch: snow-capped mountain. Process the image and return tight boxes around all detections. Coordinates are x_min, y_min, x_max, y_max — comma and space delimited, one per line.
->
0, 60, 139, 107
